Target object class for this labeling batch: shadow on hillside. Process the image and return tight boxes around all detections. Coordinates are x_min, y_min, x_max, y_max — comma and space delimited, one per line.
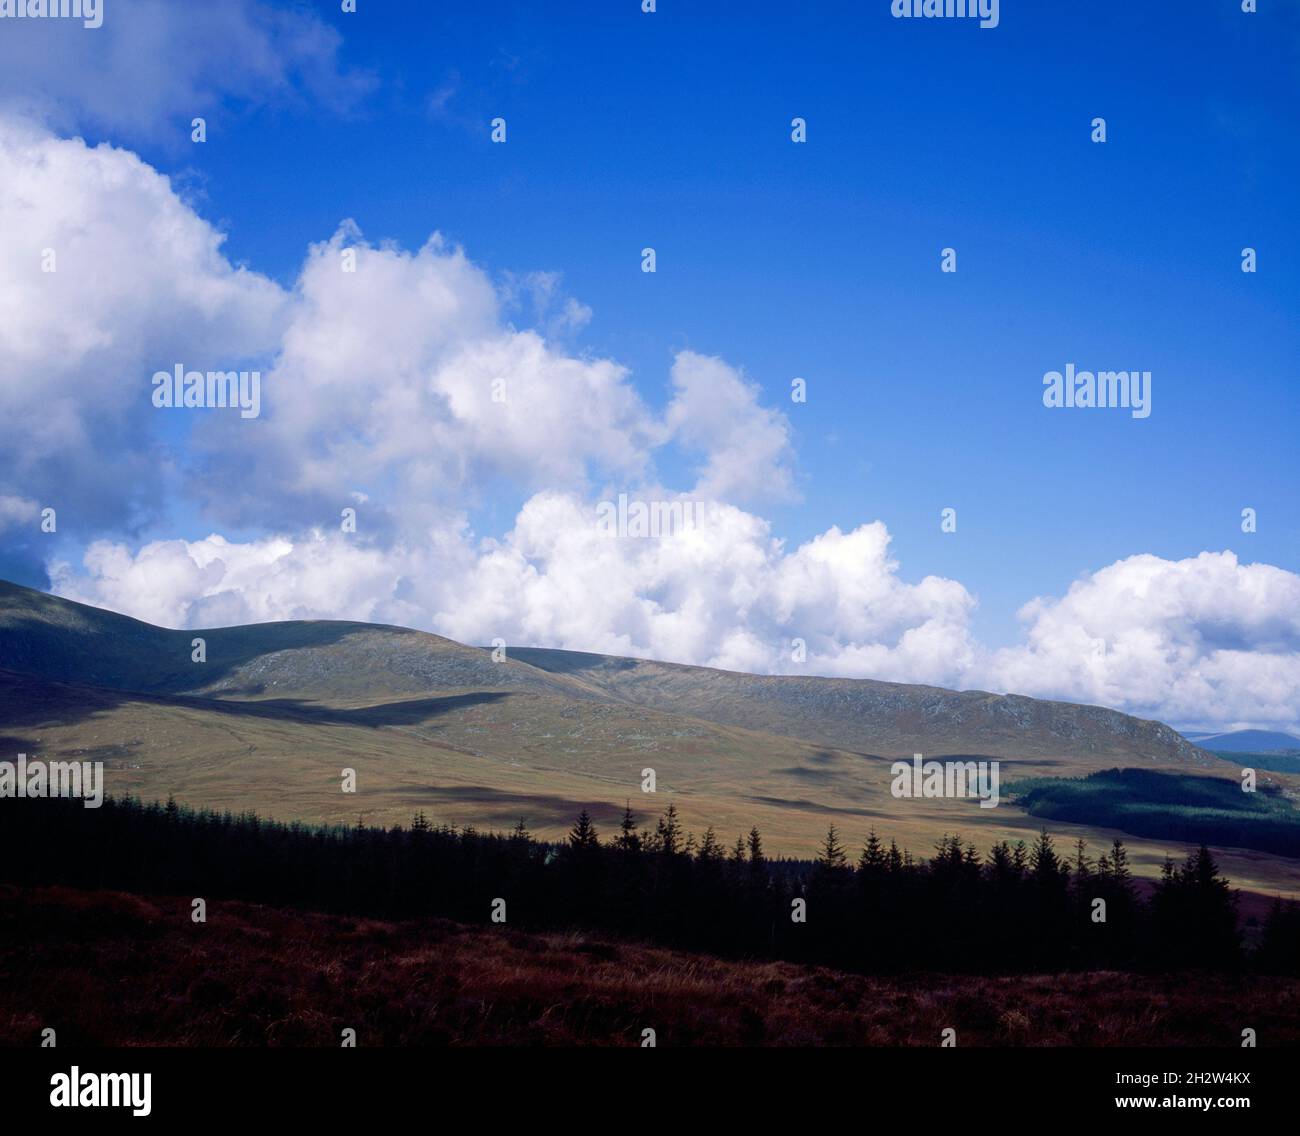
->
0, 584, 411, 694
187, 691, 512, 728
402, 784, 626, 828
0, 669, 133, 756
508, 647, 638, 675
749, 794, 893, 821
0, 665, 511, 757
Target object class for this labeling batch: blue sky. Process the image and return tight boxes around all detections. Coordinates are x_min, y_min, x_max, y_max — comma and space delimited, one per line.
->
151, 0, 1300, 645
0, 0, 1297, 729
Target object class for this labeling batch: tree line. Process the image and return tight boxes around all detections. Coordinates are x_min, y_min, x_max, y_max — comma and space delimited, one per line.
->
2, 794, 1297, 974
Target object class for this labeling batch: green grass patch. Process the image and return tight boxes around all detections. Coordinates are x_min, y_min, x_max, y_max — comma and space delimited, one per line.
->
1006, 768, 1300, 858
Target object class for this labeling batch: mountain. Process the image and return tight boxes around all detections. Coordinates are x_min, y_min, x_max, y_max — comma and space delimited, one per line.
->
1184, 729, 1300, 754
508, 647, 1208, 764
0, 579, 1205, 762
7, 578, 1297, 898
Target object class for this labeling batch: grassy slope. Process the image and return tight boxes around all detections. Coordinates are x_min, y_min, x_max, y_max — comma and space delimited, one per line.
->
507, 645, 1211, 764
3, 579, 1298, 897
3, 884, 1296, 1047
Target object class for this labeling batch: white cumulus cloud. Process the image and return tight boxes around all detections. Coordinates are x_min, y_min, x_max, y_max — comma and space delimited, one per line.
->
0, 115, 287, 536
48, 496, 980, 692
5, 118, 1298, 734
989, 551, 1300, 731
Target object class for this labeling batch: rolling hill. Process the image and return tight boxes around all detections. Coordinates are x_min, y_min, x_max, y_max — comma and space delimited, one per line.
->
2, 578, 1297, 896
1186, 729, 1300, 754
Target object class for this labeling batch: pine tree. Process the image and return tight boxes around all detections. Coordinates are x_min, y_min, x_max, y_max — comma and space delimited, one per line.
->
1182, 845, 1240, 966
747, 825, 765, 868
568, 809, 599, 849
730, 833, 747, 865
1110, 839, 1132, 885
818, 824, 848, 870
886, 839, 903, 874
617, 802, 640, 854
698, 826, 724, 864
858, 830, 886, 873
654, 803, 682, 856
1149, 854, 1184, 964
987, 840, 1015, 882
1073, 836, 1092, 880
1103, 839, 1137, 917
1030, 829, 1065, 884
1011, 840, 1028, 875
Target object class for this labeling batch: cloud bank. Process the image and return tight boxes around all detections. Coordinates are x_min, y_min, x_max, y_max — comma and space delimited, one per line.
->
2, 117, 1297, 732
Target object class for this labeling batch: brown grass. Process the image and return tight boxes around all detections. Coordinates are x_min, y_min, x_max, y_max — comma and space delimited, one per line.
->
1, 884, 1296, 1047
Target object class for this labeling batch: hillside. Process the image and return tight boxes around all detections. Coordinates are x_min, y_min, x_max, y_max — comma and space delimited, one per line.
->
509, 647, 1208, 764
3, 578, 1298, 896
0, 578, 1207, 765
1190, 729, 1300, 755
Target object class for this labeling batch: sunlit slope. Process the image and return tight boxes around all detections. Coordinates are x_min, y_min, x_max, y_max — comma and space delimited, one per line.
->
5, 578, 1296, 897
5, 665, 1295, 897
0, 578, 1208, 771
508, 647, 1210, 766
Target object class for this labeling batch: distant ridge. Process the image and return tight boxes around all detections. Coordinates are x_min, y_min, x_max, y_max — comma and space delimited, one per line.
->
1183, 729, 1300, 754
507, 646, 1209, 765
0, 578, 1207, 765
